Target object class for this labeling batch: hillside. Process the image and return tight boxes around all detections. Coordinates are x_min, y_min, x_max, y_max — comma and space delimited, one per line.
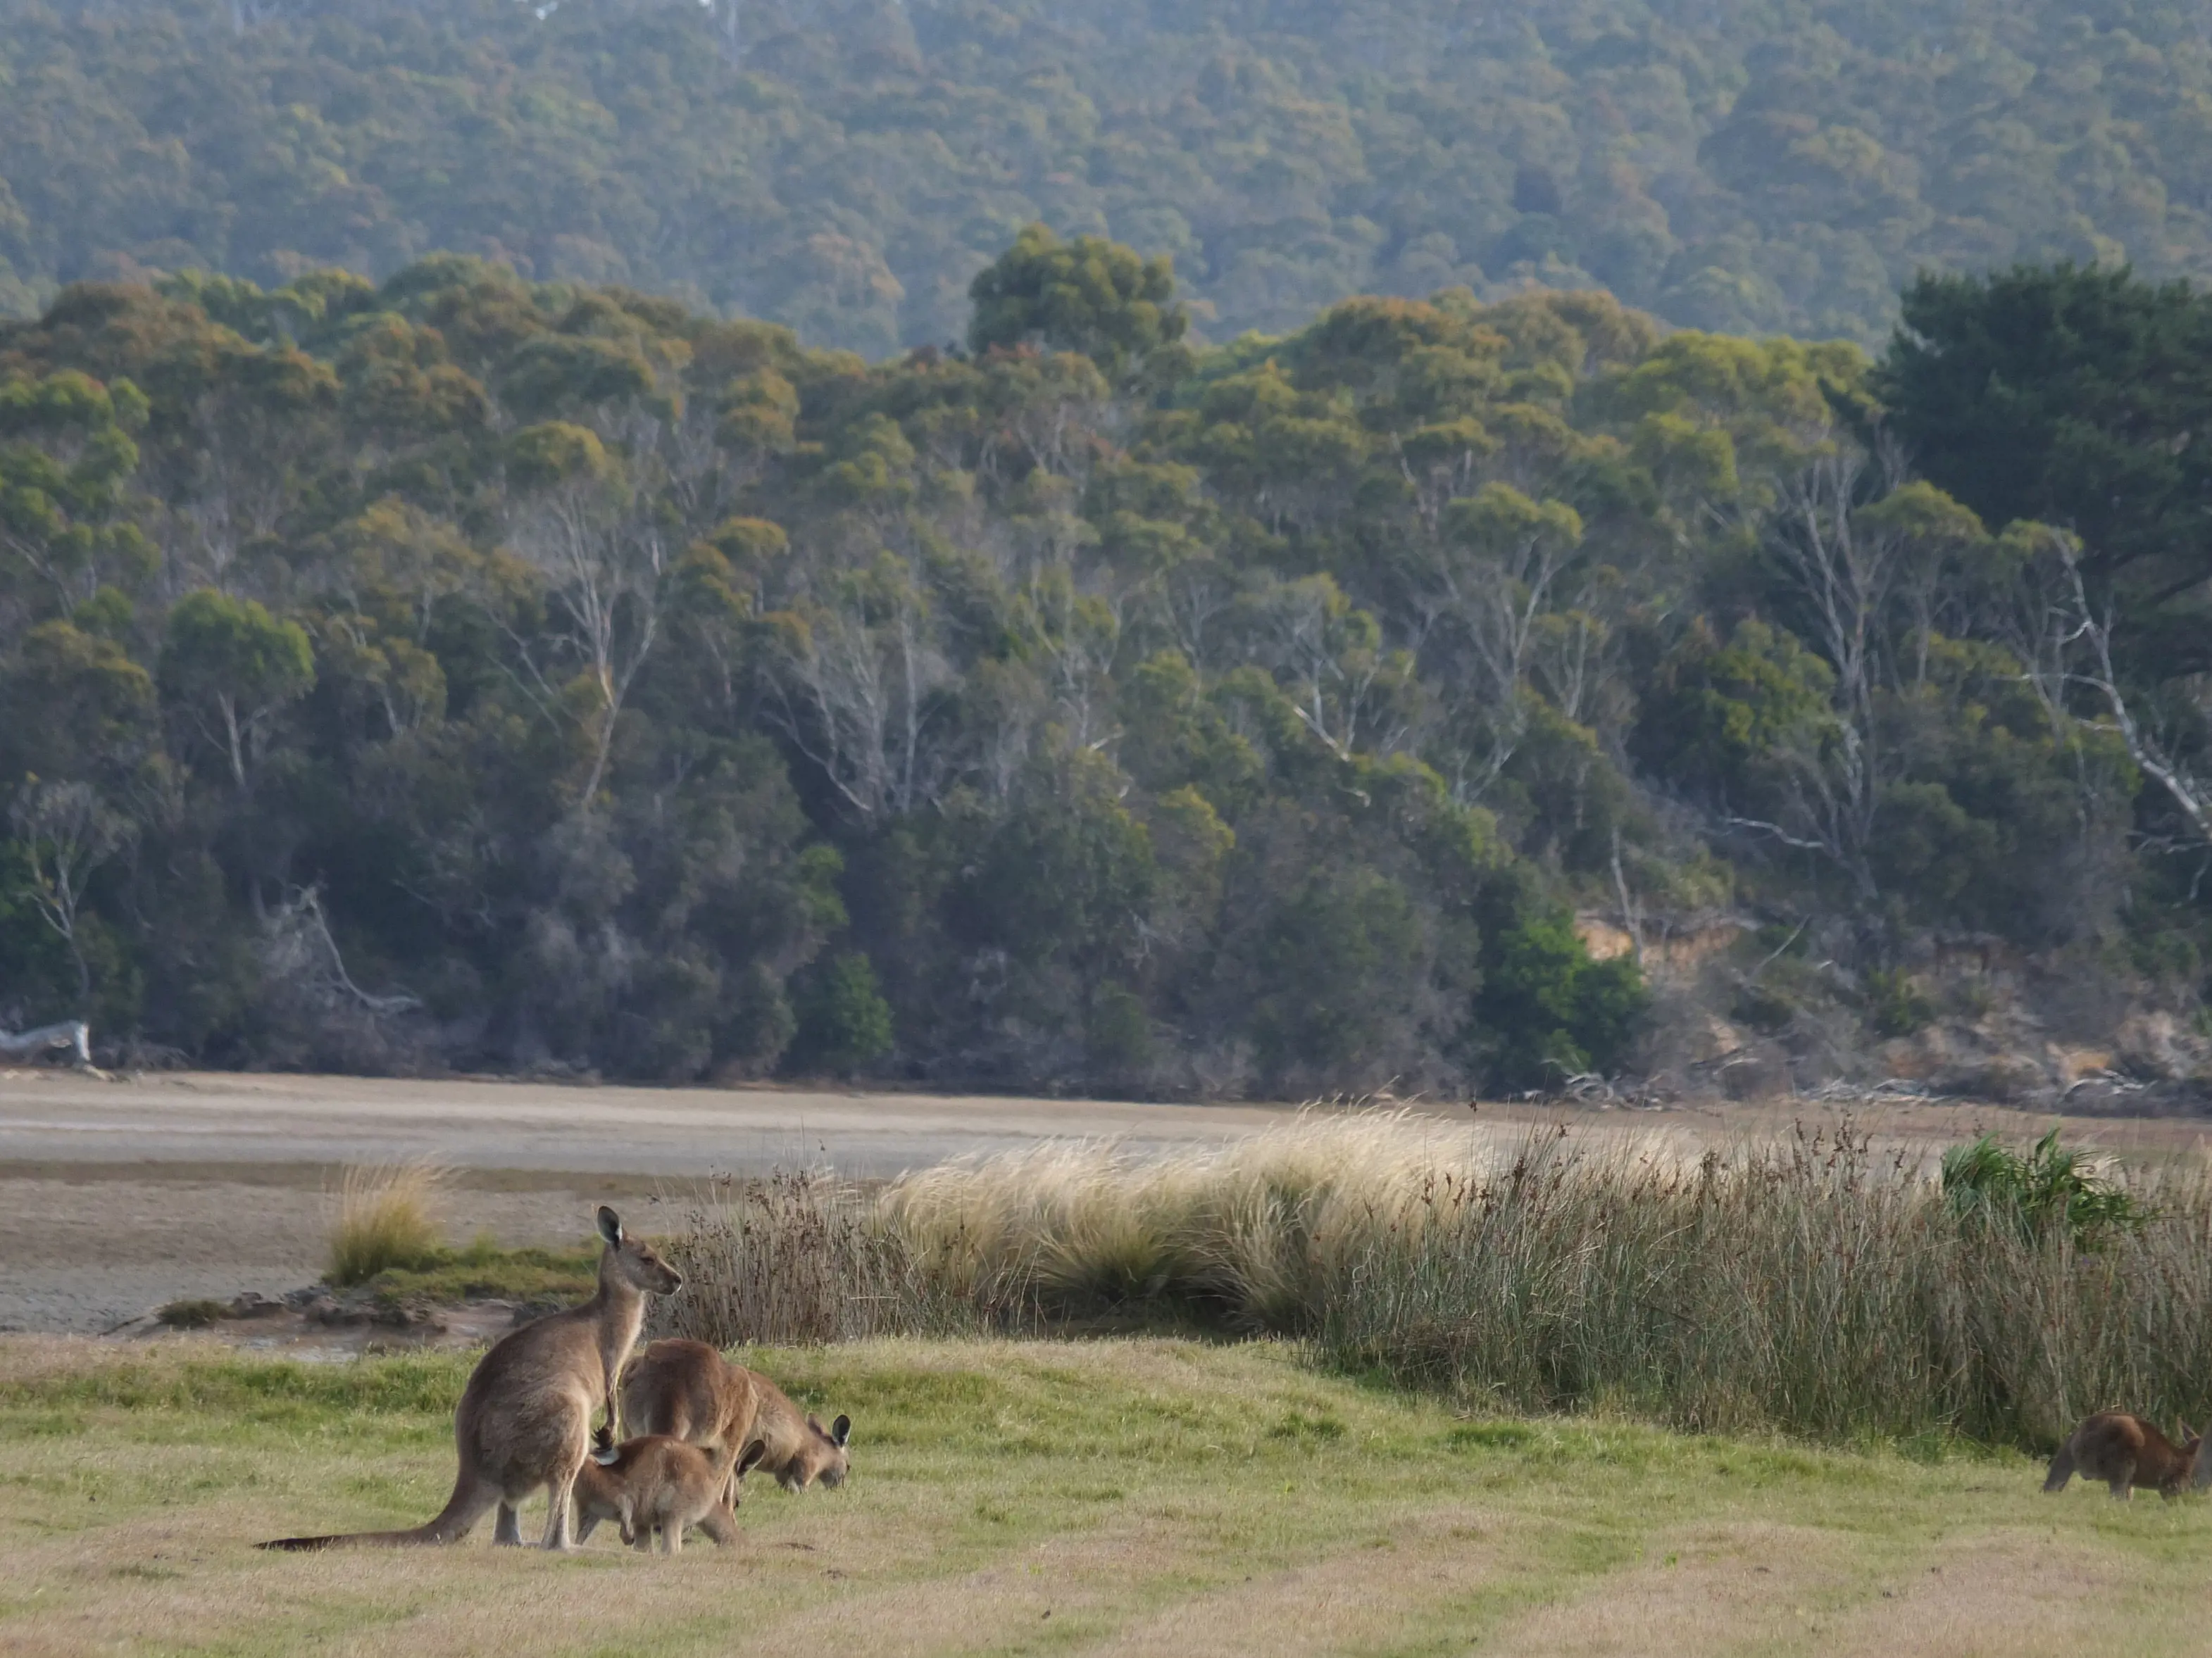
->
4, 231, 2208, 1096
5, 1, 2212, 352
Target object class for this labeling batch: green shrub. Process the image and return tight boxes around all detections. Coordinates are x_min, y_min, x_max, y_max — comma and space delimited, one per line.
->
790, 952, 894, 1076
1475, 906, 1646, 1088
1863, 967, 1935, 1038
1940, 1130, 2146, 1250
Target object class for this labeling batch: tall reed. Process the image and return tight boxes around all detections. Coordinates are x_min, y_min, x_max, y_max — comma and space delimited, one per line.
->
662, 1114, 2212, 1449
1313, 1123, 2212, 1445
655, 1168, 1014, 1347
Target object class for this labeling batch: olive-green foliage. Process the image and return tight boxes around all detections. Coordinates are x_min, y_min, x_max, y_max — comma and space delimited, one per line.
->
0, 228, 2194, 1095
968, 224, 1186, 380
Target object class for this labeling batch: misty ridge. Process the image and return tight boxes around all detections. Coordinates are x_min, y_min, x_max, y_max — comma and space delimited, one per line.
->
1, 1, 2211, 1105
6, 0, 2211, 351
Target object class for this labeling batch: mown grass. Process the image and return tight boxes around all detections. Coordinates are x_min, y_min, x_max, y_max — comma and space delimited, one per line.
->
3, 1336, 2211, 1657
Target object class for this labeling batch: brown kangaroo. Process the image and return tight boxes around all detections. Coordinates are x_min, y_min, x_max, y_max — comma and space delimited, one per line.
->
620, 1338, 851, 1497
261, 1207, 682, 1551
2043, 1412, 2201, 1499
574, 1433, 765, 1553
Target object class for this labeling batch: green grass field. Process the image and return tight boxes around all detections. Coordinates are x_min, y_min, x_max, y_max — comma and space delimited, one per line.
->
1, 1334, 2205, 1657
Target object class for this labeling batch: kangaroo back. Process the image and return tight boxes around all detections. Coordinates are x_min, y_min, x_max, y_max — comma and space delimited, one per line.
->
623, 1339, 851, 1492
262, 1207, 683, 1551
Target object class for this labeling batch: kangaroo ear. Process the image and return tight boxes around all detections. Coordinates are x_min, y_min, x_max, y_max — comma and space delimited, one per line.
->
831, 1414, 851, 1448
596, 1206, 623, 1245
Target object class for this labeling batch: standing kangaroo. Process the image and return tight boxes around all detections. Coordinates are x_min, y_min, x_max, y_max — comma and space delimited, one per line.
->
2043, 1412, 2202, 1499
574, 1433, 765, 1553
261, 1206, 682, 1551
620, 1338, 851, 1497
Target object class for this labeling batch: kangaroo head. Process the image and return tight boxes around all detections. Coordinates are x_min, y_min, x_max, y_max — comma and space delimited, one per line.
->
596, 1205, 684, 1296
782, 1412, 851, 1490
2175, 1424, 2203, 1490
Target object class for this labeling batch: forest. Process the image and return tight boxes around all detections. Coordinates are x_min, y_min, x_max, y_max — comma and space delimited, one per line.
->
3, 223, 2206, 1094
7, 1, 2212, 354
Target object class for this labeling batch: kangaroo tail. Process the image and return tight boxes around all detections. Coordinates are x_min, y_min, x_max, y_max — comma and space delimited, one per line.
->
2042, 1444, 2076, 1493
259, 1470, 493, 1550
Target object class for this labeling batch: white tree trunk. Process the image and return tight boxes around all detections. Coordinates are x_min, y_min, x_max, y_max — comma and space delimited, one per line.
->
0, 1020, 90, 1065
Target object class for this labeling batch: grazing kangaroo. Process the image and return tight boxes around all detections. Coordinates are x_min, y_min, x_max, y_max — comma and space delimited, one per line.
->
574, 1433, 765, 1553
620, 1338, 851, 1497
2043, 1412, 2202, 1499
261, 1206, 682, 1551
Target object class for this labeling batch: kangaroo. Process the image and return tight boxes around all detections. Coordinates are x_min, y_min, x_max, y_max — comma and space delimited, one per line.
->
261, 1206, 682, 1551
620, 1338, 851, 1498
574, 1433, 766, 1553
2043, 1412, 2201, 1499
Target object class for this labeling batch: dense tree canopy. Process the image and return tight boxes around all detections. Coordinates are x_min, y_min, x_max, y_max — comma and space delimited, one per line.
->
8, 1, 2212, 351
3, 231, 2202, 1095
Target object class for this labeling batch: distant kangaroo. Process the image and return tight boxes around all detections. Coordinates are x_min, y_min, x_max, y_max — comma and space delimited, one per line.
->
574, 1433, 765, 1553
261, 1206, 682, 1551
2043, 1412, 2202, 1499
620, 1338, 851, 1498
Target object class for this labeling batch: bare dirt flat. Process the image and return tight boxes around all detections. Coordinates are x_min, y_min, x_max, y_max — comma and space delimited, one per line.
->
3, 1066, 2210, 1333
0, 1067, 1309, 1174
0, 1069, 1312, 1331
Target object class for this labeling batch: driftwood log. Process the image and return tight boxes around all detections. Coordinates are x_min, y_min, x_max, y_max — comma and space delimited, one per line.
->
0, 1019, 90, 1065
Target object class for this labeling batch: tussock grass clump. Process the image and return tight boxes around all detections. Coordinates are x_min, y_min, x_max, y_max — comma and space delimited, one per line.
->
882, 1111, 1453, 1328
327, 1162, 449, 1287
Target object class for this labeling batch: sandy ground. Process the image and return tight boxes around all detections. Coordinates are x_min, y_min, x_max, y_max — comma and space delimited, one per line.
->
0, 1169, 614, 1336
0, 1068, 1307, 1175
3, 1065, 2210, 1334
0, 1069, 1313, 1333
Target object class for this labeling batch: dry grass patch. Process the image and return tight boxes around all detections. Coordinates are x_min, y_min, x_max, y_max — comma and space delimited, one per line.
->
327, 1162, 449, 1286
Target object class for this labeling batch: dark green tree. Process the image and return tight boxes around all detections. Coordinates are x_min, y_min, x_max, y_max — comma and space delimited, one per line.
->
968, 225, 1187, 381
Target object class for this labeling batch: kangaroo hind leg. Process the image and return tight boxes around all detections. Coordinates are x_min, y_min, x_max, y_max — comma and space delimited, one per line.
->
2108, 1457, 2137, 1499
541, 1463, 582, 1550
